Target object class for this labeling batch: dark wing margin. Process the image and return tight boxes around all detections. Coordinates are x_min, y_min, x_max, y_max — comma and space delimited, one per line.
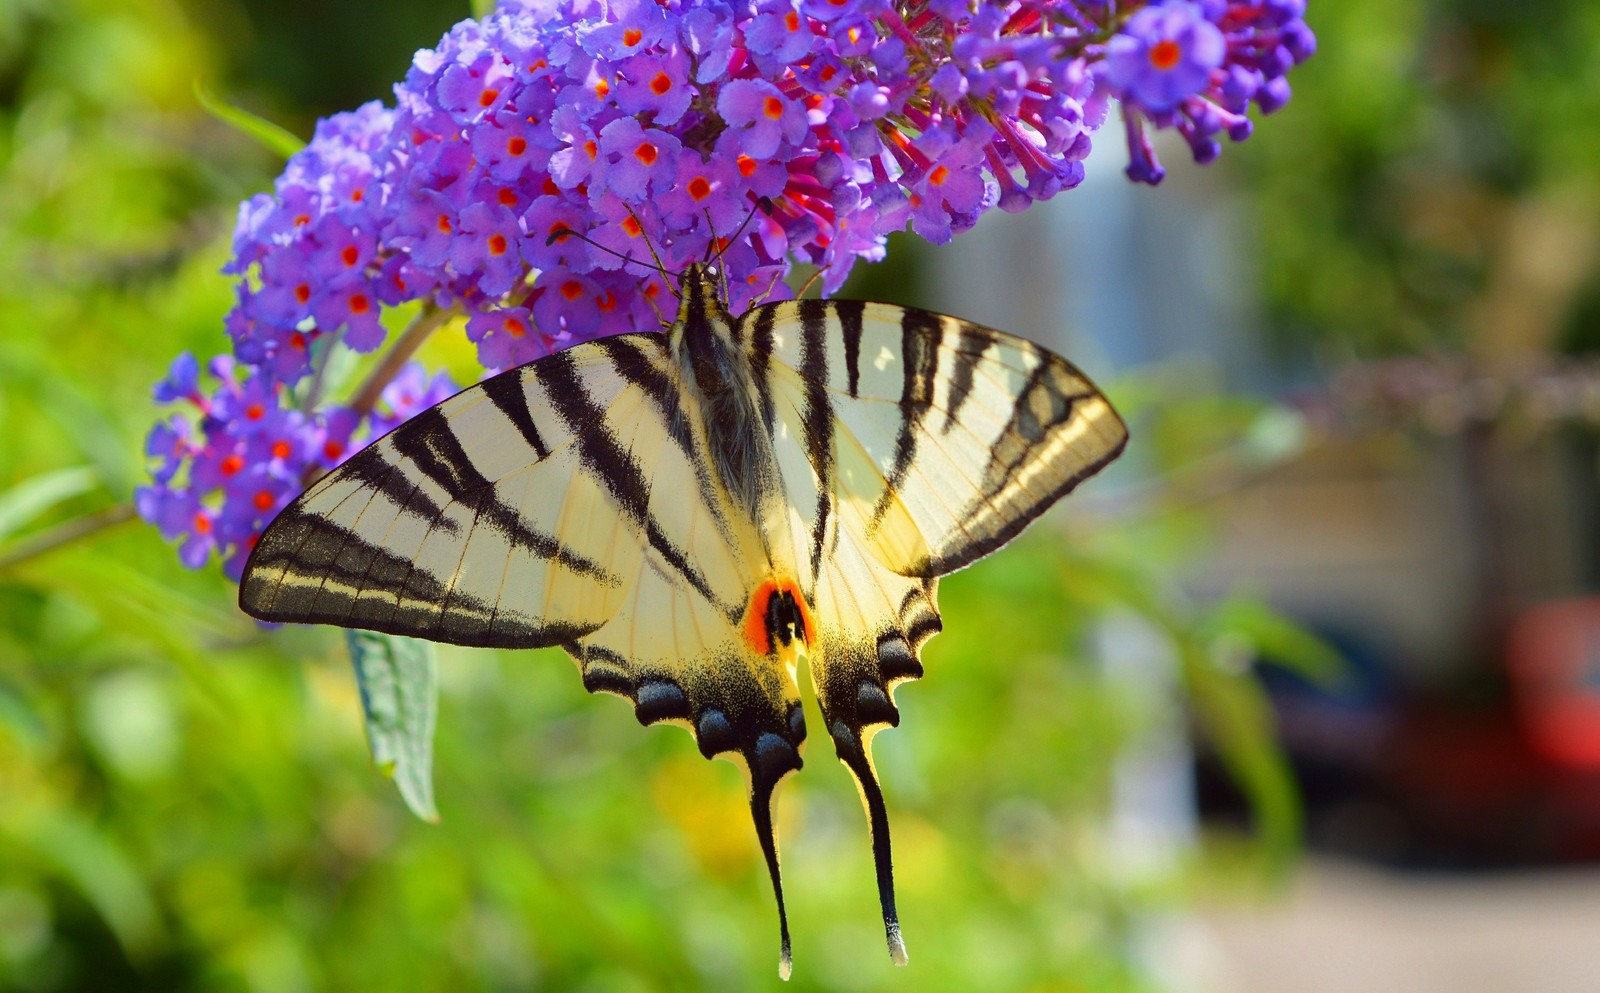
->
745, 299, 1128, 581
238, 334, 671, 649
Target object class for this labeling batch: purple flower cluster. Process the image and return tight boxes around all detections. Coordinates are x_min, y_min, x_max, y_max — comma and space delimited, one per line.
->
137, 353, 454, 579
143, 0, 1314, 576
1104, 0, 1315, 184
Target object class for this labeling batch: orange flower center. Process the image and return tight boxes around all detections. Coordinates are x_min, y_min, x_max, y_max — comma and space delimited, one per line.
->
437, 214, 452, 233
193, 512, 212, 535
687, 176, 711, 201
762, 96, 784, 119
784, 10, 799, 30
651, 72, 672, 96
594, 77, 610, 99
479, 88, 500, 107
348, 293, 371, 314
253, 490, 275, 511
596, 290, 617, 312
1149, 39, 1181, 71
507, 135, 527, 156
560, 280, 584, 301
488, 233, 509, 256
623, 28, 643, 46
736, 154, 758, 177
634, 141, 658, 165
220, 454, 244, 476
271, 440, 291, 459
621, 215, 642, 237
504, 317, 527, 337
498, 187, 518, 206
583, 139, 598, 160
323, 440, 345, 460
294, 283, 311, 304
340, 244, 359, 267
245, 404, 265, 421
929, 165, 950, 187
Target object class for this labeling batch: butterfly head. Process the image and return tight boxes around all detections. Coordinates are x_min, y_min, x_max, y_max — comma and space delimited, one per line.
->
674, 261, 730, 325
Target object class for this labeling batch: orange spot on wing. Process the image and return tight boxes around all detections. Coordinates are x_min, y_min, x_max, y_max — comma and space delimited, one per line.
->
740, 577, 816, 656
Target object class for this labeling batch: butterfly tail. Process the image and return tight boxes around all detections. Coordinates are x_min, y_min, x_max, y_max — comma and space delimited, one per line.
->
835, 732, 908, 966
750, 779, 795, 980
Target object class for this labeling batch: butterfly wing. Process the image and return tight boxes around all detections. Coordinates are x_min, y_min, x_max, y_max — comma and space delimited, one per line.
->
239, 331, 809, 973
743, 298, 1126, 963
240, 338, 659, 646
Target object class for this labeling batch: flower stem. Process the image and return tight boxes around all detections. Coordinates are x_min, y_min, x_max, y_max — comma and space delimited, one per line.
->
0, 503, 138, 570
348, 305, 455, 418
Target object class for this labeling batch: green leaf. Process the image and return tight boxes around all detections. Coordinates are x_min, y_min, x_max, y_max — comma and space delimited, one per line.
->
193, 79, 305, 159
470, 0, 496, 20
0, 466, 98, 544
345, 630, 440, 822
1, 803, 163, 957
1206, 596, 1346, 688
1179, 638, 1301, 877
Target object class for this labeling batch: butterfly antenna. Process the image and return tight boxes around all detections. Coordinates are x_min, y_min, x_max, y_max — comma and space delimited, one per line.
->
622, 204, 676, 293
547, 225, 672, 327
713, 196, 773, 263
546, 227, 658, 276
702, 196, 775, 300
796, 266, 824, 299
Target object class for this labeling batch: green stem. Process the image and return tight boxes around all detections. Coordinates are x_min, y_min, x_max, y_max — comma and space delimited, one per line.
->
0, 503, 138, 570
348, 305, 455, 418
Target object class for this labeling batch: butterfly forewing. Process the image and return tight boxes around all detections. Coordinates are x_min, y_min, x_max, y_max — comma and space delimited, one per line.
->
240, 338, 659, 647
755, 299, 1128, 579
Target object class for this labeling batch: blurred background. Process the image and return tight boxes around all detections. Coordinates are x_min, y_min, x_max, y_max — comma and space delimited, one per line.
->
3, 0, 1600, 991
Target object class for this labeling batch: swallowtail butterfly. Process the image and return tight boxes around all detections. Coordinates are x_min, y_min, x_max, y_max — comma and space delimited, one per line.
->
239, 263, 1127, 977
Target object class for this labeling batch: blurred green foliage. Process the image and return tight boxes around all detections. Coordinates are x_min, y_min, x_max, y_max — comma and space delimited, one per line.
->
1241, 0, 1600, 358
0, 0, 1368, 991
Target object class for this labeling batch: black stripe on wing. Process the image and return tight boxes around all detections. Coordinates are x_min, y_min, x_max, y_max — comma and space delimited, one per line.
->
482, 371, 550, 459
240, 504, 602, 648
384, 408, 615, 582
594, 335, 736, 544
872, 309, 942, 527
917, 357, 1127, 576
539, 347, 726, 612
939, 324, 994, 435
796, 299, 836, 585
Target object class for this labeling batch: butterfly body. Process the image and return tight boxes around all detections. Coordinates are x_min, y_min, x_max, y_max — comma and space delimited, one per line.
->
239, 262, 1127, 978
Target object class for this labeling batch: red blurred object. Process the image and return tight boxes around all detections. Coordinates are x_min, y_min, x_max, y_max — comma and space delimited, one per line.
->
1508, 596, 1600, 768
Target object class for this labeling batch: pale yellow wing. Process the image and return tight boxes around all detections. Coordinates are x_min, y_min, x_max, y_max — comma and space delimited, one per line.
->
240, 331, 811, 975
742, 297, 1126, 965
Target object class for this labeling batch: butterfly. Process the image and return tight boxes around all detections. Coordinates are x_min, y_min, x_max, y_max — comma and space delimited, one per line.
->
238, 262, 1127, 978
